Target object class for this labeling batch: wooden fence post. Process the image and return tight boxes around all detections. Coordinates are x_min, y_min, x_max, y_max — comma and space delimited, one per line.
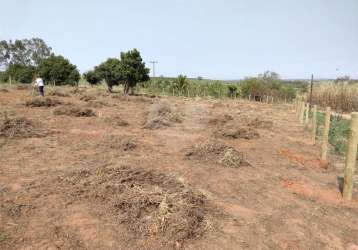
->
296, 100, 301, 120
311, 105, 317, 144
249, 95, 251, 101
321, 107, 331, 161
343, 112, 358, 200
299, 102, 305, 124
305, 103, 309, 125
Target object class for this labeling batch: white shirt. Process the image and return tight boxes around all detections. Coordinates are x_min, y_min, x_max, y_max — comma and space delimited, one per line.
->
35, 78, 44, 87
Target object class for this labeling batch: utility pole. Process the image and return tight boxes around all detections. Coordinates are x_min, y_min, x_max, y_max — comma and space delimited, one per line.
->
149, 61, 158, 78
309, 74, 314, 108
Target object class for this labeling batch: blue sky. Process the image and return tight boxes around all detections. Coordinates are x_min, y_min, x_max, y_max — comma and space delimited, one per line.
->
1, 0, 357, 79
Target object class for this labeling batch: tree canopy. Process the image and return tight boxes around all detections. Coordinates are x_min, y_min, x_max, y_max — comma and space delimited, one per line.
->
0, 38, 52, 68
83, 70, 102, 86
87, 49, 149, 94
38, 55, 80, 86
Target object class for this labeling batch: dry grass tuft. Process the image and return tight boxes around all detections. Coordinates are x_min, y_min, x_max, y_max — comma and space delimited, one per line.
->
25, 97, 63, 107
53, 106, 96, 117
144, 100, 182, 129
185, 141, 249, 168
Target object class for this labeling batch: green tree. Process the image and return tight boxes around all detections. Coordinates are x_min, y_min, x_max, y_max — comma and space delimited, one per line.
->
5, 64, 36, 83
0, 38, 51, 68
119, 49, 150, 94
83, 70, 102, 86
96, 58, 123, 92
38, 55, 80, 85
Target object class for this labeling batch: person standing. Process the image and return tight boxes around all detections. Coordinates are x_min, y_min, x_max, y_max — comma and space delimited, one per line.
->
34, 75, 45, 96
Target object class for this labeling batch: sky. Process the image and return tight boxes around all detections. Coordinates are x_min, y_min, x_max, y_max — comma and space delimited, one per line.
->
1, 0, 357, 79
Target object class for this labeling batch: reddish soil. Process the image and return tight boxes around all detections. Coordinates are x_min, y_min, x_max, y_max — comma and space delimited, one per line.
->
1, 86, 358, 250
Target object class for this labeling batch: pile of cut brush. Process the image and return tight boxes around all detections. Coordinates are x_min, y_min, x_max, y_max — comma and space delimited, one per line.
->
185, 141, 250, 168
53, 106, 96, 117
144, 100, 182, 129
55, 165, 215, 247
0, 113, 47, 139
25, 97, 63, 107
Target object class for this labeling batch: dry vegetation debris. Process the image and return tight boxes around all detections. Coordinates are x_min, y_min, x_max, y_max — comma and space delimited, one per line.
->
216, 125, 260, 140
248, 118, 273, 129
207, 114, 233, 126
144, 100, 182, 129
53, 106, 96, 117
0, 88, 9, 93
0, 115, 47, 139
47, 89, 71, 97
56, 165, 214, 246
104, 115, 129, 127
85, 100, 113, 108
98, 134, 137, 151
185, 141, 249, 168
25, 97, 63, 107
79, 95, 96, 102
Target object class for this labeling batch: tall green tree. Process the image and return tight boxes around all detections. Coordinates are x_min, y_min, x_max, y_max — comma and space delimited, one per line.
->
119, 49, 150, 94
0, 38, 52, 68
38, 55, 80, 85
96, 58, 123, 92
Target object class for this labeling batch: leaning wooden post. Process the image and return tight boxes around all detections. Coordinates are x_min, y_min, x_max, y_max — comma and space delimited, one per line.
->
305, 103, 309, 125
321, 107, 331, 161
311, 105, 317, 144
343, 112, 358, 200
299, 102, 305, 124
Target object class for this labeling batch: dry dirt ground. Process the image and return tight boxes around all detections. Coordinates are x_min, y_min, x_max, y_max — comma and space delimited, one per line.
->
0, 86, 358, 250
